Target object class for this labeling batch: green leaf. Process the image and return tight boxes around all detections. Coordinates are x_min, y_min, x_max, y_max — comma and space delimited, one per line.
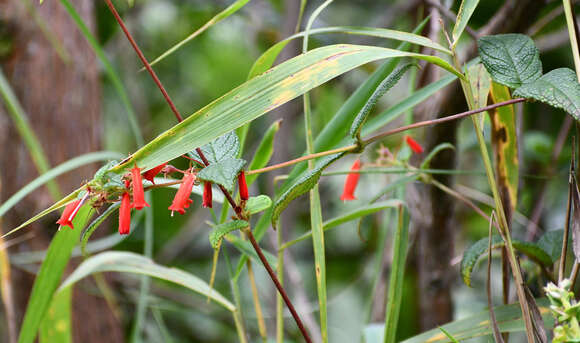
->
249, 24, 450, 78
245, 195, 272, 215
197, 158, 246, 192
190, 131, 240, 164
18, 205, 92, 343
58, 251, 235, 312
514, 68, 580, 120
272, 152, 345, 226
39, 288, 72, 343
394, 299, 553, 343
452, 0, 479, 47
467, 63, 491, 109
106, 44, 461, 175
147, 0, 251, 68
349, 63, 417, 140
209, 220, 249, 249
460, 235, 552, 287
420, 143, 455, 169
537, 229, 564, 263
478, 34, 542, 88
246, 120, 281, 186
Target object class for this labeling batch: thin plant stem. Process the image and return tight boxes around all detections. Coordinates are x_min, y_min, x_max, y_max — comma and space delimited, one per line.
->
246, 260, 267, 341
560, 171, 574, 282
276, 222, 285, 343
563, 0, 580, 80
103, 1, 311, 340
570, 261, 580, 289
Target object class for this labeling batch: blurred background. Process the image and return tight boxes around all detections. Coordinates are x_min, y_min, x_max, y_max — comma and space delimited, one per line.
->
0, 0, 576, 342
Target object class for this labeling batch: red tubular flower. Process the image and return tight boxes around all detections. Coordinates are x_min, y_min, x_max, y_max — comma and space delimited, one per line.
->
130, 165, 149, 210
202, 182, 212, 208
119, 192, 131, 235
340, 159, 361, 202
238, 171, 249, 200
142, 163, 167, 184
168, 172, 195, 215
405, 135, 424, 154
56, 199, 82, 229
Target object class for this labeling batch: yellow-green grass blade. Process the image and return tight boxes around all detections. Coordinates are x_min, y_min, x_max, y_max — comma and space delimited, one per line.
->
147, 0, 251, 69
109, 44, 462, 176
452, 0, 479, 47
17, 205, 92, 343
58, 251, 236, 312
39, 288, 72, 343
249, 25, 451, 78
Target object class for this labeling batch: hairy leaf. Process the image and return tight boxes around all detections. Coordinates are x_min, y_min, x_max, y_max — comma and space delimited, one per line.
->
209, 221, 249, 249
197, 158, 246, 192
478, 34, 542, 88
514, 68, 580, 120
190, 131, 240, 164
349, 63, 417, 140
272, 152, 345, 226
460, 235, 552, 287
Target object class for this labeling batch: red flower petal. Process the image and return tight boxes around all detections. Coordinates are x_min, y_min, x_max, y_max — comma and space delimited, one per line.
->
168, 172, 195, 215
143, 163, 167, 184
119, 192, 131, 235
340, 159, 361, 202
131, 165, 150, 210
202, 182, 213, 208
238, 171, 249, 200
405, 135, 424, 154
56, 200, 81, 229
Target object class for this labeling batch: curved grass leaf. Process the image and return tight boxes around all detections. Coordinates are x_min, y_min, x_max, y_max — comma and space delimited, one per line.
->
514, 68, 580, 120
209, 220, 249, 249
249, 25, 450, 77
58, 251, 235, 312
272, 152, 345, 226
245, 195, 272, 215
197, 158, 246, 192
0, 151, 123, 219
147, 0, 251, 69
478, 34, 542, 89
246, 119, 281, 186
452, 0, 480, 47
393, 299, 553, 343
108, 44, 462, 176
18, 205, 92, 343
349, 63, 417, 140
460, 235, 552, 287
280, 199, 403, 250
420, 143, 455, 169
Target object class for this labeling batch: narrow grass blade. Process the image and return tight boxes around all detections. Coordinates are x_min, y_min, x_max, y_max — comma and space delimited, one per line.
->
452, 0, 480, 47
58, 251, 236, 312
17, 205, 92, 343
247, 119, 281, 185
383, 205, 409, 343
147, 0, 251, 68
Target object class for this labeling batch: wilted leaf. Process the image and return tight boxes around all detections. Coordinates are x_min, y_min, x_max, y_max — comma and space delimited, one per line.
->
478, 34, 542, 88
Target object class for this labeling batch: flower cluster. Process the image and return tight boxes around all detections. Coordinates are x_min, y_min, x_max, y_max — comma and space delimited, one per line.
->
57, 162, 250, 235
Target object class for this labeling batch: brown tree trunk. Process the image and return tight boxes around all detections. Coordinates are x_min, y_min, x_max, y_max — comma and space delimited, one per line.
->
0, 0, 123, 341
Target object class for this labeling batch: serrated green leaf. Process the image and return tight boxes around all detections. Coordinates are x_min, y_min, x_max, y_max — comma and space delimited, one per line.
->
349, 63, 417, 140
190, 131, 240, 164
513, 68, 580, 120
272, 152, 345, 226
58, 251, 235, 312
209, 220, 249, 249
106, 44, 461, 176
537, 229, 564, 263
460, 235, 552, 287
245, 195, 272, 215
452, 0, 479, 47
246, 120, 281, 186
478, 34, 542, 88
197, 158, 246, 192
18, 205, 92, 343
